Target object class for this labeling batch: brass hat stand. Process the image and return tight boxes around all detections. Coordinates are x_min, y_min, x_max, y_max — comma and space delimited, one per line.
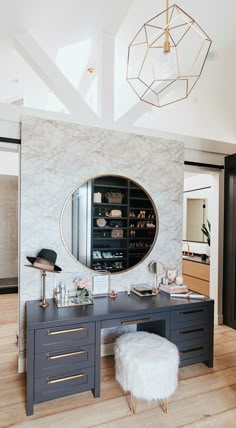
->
39, 270, 49, 308
25, 264, 59, 309
25, 249, 62, 309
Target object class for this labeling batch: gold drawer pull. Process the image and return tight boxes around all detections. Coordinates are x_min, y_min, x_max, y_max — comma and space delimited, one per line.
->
47, 327, 86, 335
47, 373, 85, 384
47, 350, 85, 360
121, 317, 151, 325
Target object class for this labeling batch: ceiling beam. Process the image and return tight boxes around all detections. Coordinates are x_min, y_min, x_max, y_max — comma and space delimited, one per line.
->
99, 33, 115, 126
14, 32, 99, 125
104, 0, 134, 34
114, 101, 150, 127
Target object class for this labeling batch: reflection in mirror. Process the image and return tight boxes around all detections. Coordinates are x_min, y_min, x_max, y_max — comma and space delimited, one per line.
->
183, 198, 208, 242
149, 260, 165, 292
61, 175, 158, 273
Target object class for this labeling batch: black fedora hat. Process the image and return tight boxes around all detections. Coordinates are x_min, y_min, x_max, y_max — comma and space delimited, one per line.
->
26, 249, 62, 272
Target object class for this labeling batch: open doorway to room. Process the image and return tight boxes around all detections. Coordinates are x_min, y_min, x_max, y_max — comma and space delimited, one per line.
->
0, 141, 19, 294
182, 166, 224, 325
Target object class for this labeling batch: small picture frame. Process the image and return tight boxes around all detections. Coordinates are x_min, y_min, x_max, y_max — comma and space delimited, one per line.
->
92, 273, 110, 296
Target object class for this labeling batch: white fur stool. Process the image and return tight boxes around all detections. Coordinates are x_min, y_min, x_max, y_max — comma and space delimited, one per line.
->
115, 331, 179, 413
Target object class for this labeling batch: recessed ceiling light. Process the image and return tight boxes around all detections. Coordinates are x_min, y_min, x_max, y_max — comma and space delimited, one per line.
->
87, 67, 96, 75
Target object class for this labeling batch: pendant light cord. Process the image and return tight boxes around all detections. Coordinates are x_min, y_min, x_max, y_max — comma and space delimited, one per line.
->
166, 0, 169, 27
164, 0, 170, 52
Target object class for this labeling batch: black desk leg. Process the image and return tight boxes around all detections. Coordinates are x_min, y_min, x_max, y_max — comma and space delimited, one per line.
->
92, 321, 101, 398
203, 301, 214, 368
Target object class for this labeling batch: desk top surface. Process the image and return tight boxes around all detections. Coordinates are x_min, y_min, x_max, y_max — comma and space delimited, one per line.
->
26, 291, 213, 330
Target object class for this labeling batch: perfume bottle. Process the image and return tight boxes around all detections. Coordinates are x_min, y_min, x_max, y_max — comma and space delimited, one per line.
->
60, 283, 66, 301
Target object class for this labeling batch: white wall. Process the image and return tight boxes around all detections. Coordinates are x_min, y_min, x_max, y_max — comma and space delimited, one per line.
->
0, 151, 19, 176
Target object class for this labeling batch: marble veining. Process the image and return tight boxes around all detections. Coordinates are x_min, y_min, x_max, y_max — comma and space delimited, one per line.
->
19, 116, 184, 367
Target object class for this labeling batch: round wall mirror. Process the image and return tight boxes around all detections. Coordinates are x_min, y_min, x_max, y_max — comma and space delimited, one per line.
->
61, 175, 159, 273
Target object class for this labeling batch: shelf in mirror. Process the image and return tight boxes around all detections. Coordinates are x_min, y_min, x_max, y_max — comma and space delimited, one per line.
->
61, 174, 158, 273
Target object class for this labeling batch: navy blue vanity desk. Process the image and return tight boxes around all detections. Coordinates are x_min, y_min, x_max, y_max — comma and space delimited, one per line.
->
26, 292, 214, 415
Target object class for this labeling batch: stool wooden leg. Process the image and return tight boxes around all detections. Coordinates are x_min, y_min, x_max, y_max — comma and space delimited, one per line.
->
130, 393, 137, 414
160, 398, 168, 413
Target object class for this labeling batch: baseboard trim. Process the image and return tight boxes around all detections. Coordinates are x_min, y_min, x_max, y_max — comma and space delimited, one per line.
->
0, 286, 18, 294
18, 356, 25, 373
216, 314, 223, 325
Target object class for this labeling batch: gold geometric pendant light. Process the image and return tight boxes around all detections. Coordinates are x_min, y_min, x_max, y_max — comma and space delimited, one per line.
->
127, 0, 212, 107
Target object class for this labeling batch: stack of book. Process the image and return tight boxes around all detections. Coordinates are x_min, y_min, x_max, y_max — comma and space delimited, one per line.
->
159, 283, 207, 300
159, 283, 188, 294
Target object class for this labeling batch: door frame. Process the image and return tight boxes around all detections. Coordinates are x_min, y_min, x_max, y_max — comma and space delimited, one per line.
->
184, 162, 224, 325
0, 137, 20, 293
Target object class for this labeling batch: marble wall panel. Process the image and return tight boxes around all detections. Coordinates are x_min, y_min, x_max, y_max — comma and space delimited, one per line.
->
20, 116, 184, 367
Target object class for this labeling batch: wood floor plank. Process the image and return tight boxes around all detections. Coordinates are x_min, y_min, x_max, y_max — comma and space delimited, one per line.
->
10, 396, 132, 428
214, 330, 236, 344
0, 343, 18, 365
214, 340, 236, 356
214, 325, 234, 333
180, 407, 236, 427
95, 386, 236, 428
0, 360, 18, 377
0, 373, 24, 392
174, 366, 236, 403
179, 351, 236, 380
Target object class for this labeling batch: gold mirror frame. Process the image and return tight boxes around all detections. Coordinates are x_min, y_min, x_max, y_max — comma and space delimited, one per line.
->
60, 174, 159, 274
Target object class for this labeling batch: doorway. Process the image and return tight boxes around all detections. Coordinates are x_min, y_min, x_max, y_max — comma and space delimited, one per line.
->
183, 166, 224, 325
0, 141, 19, 294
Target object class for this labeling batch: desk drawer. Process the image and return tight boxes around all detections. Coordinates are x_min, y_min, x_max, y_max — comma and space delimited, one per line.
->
34, 366, 94, 403
178, 339, 209, 364
171, 324, 209, 343
35, 344, 95, 378
35, 323, 95, 354
171, 306, 209, 328
101, 312, 169, 329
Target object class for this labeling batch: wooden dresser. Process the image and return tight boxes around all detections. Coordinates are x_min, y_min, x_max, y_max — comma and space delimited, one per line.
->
182, 257, 210, 296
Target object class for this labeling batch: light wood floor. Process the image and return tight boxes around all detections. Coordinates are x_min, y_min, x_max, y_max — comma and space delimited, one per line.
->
0, 294, 236, 428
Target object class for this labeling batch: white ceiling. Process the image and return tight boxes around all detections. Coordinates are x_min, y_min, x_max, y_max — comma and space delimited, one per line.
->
0, 0, 235, 145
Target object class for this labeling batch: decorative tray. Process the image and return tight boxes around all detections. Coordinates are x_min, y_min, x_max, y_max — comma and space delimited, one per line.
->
131, 284, 158, 297
54, 293, 94, 308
